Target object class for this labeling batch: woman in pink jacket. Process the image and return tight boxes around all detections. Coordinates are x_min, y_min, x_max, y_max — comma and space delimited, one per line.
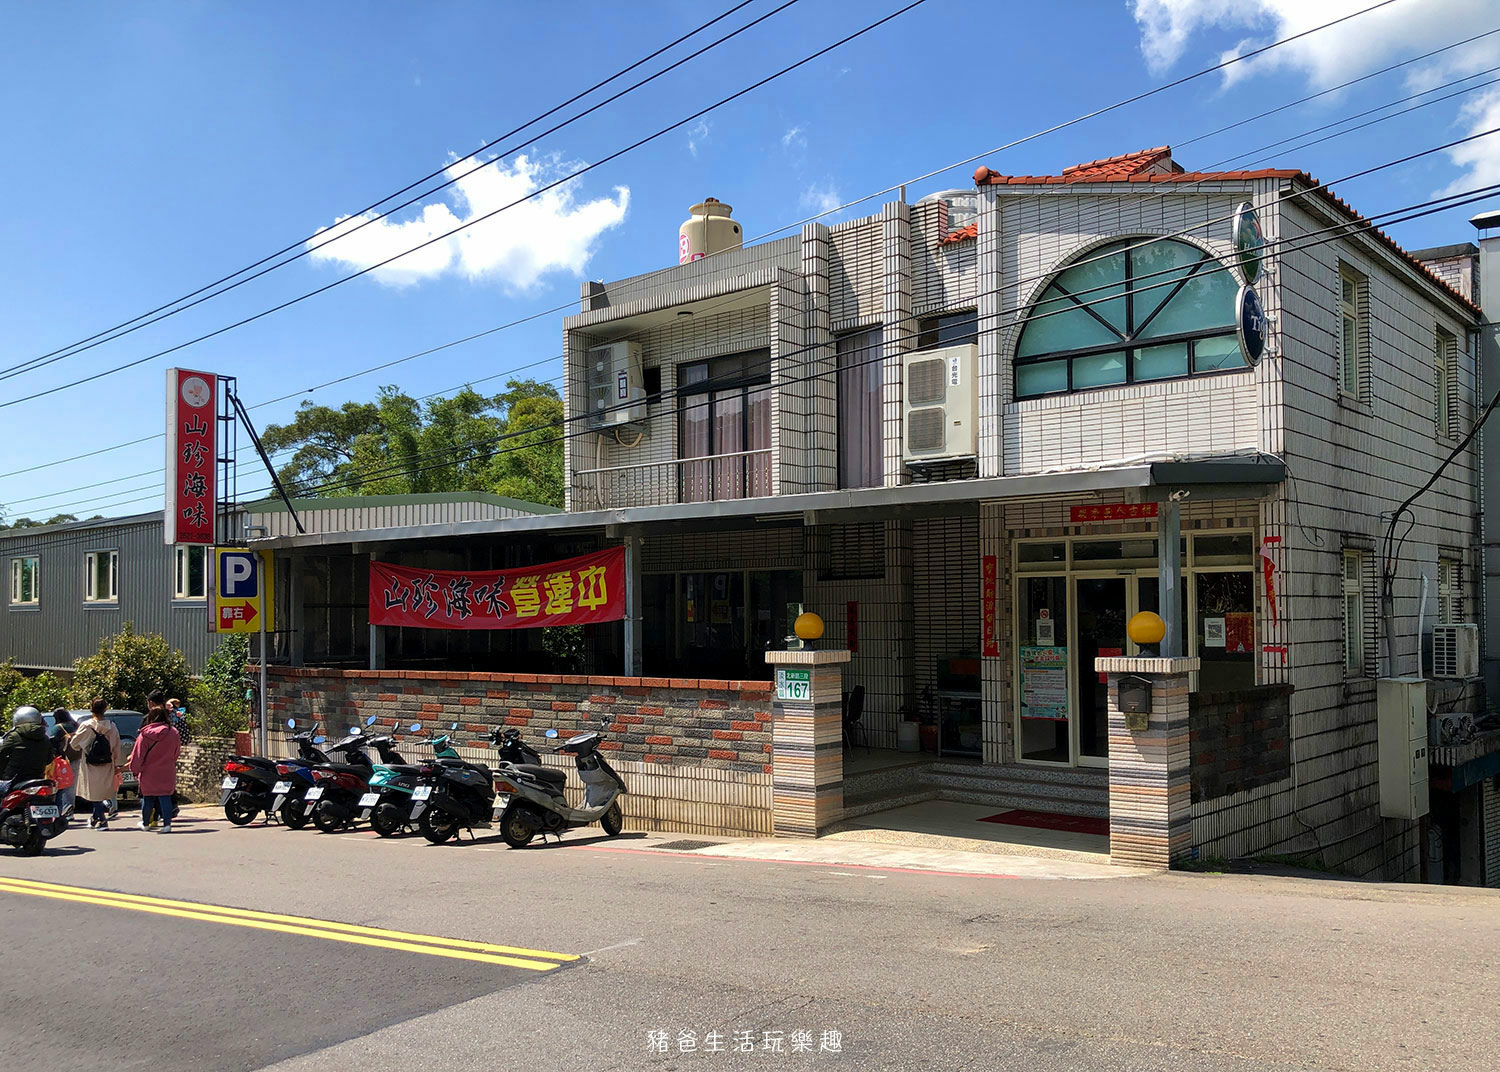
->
129, 710, 181, 833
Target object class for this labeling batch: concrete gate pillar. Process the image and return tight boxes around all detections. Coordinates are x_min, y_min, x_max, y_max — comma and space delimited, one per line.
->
765, 649, 849, 838
1095, 655, 1199, 869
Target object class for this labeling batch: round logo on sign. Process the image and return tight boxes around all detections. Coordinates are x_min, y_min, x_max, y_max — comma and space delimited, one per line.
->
1232, 200, 1263, 286
1236, 285, 1267, 366
181, 375, 212, 409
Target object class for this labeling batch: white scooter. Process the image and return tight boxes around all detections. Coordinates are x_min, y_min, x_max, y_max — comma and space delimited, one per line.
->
491, 722, 626, 848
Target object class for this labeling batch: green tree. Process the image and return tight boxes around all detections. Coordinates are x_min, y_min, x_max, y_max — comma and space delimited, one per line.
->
0, 661, 68, 720
70, 622, 192, 713
260, 379, 562, 507
0, 512, 80, 531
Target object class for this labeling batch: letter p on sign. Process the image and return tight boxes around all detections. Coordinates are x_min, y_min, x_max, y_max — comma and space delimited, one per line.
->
219, 551, 259, 598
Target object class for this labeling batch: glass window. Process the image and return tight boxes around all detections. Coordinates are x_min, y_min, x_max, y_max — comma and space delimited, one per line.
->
837, 328, 883, 489
1014, 238, 1243, 398
85, 550, 118, 603
917, 310, 979, 350
9, 556, 39, 605
1343, 550, 1366, 676
1339, 264, 1365, 400
1192, 533, 1254, 565
175, 545, 207, 600
678, 350, 772, 503
1016, 541, 1067, 571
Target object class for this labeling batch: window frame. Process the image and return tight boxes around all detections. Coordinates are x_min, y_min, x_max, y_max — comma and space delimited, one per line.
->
1342, 548, 1369, 678
1435, 326, 1458, 440
1338, 263, 1367, 402
1012, 239, 1243, 400
174, 544, 208, 601
917, 310, 979, 351
84, 548, 119, 605
1437, 555, 1461, 625
9, 555, 39, 607
676, 350, 773, 502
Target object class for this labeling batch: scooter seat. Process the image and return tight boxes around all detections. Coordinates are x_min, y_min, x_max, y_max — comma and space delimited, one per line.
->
384, 764, 422, 776
512, 763, 566, 786
323, 763, 368, 776
237, 756, 280, 770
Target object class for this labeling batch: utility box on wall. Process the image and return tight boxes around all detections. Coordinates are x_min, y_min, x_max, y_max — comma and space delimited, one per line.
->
1378, 677, 1430, 820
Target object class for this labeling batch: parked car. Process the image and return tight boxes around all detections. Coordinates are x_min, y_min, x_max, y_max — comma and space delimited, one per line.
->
44, 709, 145, 801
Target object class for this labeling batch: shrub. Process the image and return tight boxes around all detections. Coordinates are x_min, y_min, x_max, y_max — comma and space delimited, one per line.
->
69, 622, 192, 713
184, 635, 250, 739
0, 661, 69, 726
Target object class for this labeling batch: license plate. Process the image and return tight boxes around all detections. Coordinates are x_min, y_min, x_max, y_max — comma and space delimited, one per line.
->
304, 787, 324, 801
358, 792, 380, 808
29, 806, 58, 820
272, 781, 291, 794
492, 794, 510, 813
411, 785, 432, 801
221, 776, 238, 790
121, 772, 136, 785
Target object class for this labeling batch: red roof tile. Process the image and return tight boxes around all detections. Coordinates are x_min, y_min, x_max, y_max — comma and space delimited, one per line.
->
965, 147, 1477, 316
938, 222, 977, 246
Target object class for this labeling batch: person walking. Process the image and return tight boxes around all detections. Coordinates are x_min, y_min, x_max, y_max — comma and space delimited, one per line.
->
45, 708, 76, 816
69, 699, 121, 830
130, 707, 181, 833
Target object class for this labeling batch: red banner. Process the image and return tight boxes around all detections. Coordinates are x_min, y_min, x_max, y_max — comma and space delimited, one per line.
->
982, 554, 999, 657
1069, 502, 1158, 524
165, 368, 217, 545
369, 547, 625, 630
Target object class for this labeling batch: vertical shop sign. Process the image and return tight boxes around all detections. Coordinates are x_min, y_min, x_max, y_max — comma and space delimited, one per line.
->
981, 554, 999, 657
846, 601, 859, 653
165, 368, 217, 545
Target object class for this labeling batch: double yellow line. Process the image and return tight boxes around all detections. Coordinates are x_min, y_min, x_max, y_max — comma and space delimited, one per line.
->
0, 876, 578, 971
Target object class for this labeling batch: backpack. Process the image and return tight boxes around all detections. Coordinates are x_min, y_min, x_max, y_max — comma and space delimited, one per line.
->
85, 726, 113, 766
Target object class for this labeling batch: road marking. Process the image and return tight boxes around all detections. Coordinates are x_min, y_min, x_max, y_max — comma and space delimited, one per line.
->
582, 937, 643, 955
0, 877, 577, 971
581, 843, 1021, 879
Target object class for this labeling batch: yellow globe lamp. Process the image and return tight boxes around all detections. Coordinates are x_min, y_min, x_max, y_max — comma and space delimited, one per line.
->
794, 611, 825, 642
1127, 611, 1166, 647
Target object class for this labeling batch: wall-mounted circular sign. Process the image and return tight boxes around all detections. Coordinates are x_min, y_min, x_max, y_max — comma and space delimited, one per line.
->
1236, 285, 1267, 366
1232, 200, 1263, 286
180, 375, 212, 409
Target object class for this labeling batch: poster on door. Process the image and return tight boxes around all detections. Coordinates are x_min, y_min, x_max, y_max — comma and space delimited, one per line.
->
1020, 646, 1068, 721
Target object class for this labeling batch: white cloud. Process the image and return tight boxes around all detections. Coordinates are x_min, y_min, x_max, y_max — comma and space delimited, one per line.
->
782, 125, 807, 150
1130, 0, 1500, 192
801, 181, 842, 216
687, 119, 711, 157
305, 153, 629, 291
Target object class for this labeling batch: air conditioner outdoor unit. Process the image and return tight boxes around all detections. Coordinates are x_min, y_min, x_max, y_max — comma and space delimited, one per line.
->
586, 341, 646, 430
902, 343, 978, 464
1432, 623, 1479, 679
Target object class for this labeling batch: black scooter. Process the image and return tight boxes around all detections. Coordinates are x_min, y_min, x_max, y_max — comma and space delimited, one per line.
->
221, 720, 331, 826
409, 726, 540, 845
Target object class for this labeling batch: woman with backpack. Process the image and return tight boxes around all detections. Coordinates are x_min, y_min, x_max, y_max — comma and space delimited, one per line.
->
129, 708, 181, 833
69, 698, 121, 830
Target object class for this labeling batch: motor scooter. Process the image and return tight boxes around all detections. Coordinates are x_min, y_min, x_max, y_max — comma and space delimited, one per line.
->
221, 719, 332, 826
356, 722, 462, 837
0, 778, 63, 855
493, 719, 626, 848
269, 720, 334, 829
305, 716, 384, 833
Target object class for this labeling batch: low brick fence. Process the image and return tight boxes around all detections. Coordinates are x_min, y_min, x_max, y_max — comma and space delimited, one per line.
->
176, 735, 235, 803
1189, 684, 1292, 803
265, 668, 776, 836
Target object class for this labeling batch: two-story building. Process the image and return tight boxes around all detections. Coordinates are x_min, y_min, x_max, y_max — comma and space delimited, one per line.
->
252, 146, 1497, 882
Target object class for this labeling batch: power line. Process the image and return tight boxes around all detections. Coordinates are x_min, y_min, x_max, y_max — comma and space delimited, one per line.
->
0, 0, 927, 408
0, 5, 1468, 481
66, 178, 1492, 521
0, 0, 777, 382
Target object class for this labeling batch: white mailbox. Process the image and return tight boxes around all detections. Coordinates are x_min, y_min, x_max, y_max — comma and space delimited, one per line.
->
1377, 677, 1429, 820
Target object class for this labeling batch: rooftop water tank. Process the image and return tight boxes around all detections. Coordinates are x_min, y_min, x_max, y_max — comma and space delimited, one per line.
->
679, 198, 742, 264
917, 188, 979, 232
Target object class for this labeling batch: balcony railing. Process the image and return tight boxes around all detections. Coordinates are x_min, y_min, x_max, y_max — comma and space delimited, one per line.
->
573, 449, 772, 510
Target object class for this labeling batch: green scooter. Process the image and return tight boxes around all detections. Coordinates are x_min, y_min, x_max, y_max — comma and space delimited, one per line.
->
357, 722, 462, 837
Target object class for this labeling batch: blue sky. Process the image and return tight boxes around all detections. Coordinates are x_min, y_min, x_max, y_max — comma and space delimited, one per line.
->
2, 0, 1498, 519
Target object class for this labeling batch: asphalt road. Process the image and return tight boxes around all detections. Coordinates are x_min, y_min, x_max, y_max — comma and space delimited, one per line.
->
0, 808, 1496, 1072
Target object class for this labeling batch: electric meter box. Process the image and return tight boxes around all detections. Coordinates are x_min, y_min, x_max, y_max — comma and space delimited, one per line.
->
1377, 677, 1429, 820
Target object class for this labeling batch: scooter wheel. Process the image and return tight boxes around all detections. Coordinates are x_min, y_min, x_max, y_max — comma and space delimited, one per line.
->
311, 802, 344, 834
370, 803, 404, 838
224, 793, 259, 827
499, 803, 535, 849
601, 801, 623, 837
419, 807, 459, 845
281, 800, 311, 830
17, 830, 44, 856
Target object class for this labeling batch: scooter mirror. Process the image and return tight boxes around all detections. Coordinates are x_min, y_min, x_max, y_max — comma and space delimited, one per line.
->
366, 715, 377, 726
545, 729, 559, 739
450, 722, 459, 731
410, 722, 422, 732
313, 735, 326, 744
349, 726, 360, 736
287, 719, 297, 729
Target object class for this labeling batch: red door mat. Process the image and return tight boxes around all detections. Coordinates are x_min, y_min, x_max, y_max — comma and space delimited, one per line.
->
978, 809, 1109, 837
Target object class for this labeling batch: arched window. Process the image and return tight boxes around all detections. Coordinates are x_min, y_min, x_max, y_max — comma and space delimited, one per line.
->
1013, 238, 1244, 399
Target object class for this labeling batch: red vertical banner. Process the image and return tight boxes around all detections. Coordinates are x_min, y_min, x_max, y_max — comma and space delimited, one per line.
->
846, 601, 859, 653
165, 369, 217, 545
982, 554, 999, 657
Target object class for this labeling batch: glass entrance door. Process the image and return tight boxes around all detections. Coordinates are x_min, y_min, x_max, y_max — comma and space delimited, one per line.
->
1074, 578, 1127, 766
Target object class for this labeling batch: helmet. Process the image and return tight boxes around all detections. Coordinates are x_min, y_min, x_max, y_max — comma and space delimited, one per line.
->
9, 706, 43, 728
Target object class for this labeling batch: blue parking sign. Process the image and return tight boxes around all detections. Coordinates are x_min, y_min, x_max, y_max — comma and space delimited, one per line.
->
218, 550, 260, 599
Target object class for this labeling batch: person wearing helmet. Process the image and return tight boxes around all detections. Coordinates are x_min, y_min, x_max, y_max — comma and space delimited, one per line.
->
0, 706, 53, 794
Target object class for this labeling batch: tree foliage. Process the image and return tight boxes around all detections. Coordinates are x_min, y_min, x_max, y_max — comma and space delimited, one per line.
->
261, 379, 563, 508
188, 634, 251, 738
0, 512, 82, 531
0, 661, 69, 722
69, 622, 192, 714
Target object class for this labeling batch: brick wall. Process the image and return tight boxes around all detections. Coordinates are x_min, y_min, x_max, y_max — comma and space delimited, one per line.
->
176, 736, 235, 802
264, 667, 777, 836
1189, 685, 1292, 804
